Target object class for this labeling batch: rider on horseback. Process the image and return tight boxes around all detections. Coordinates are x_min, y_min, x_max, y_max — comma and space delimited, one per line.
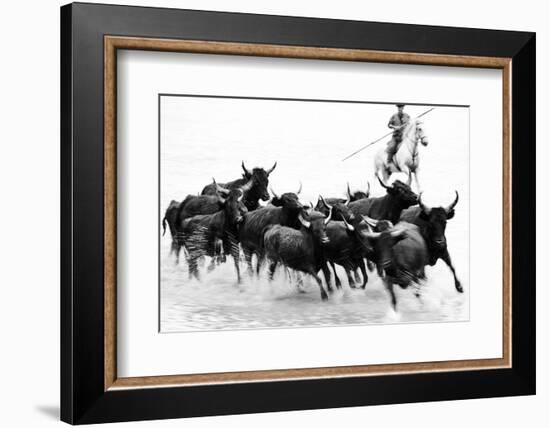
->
386, 104, 410, 167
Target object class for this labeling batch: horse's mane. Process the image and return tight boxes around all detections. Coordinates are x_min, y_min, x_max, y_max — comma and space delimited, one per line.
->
401, 119, 418, 142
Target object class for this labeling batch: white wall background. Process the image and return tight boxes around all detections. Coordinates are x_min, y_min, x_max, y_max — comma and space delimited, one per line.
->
0, 0, 545, 427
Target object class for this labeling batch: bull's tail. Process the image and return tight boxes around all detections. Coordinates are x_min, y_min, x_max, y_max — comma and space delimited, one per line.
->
162, 216, 168, 236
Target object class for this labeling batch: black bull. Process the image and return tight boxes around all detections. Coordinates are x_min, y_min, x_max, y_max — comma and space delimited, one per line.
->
399, 191, 463, 293
264, 210, 332, 300
238, 187, 304, 274
348, 176, 418, 224
177, 186, 249, 283
374, 222, 428, 310
201, 161, 277, 211
162, 177, 253, 260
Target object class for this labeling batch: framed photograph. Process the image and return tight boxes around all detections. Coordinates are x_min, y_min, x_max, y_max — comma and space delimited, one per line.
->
60, 2, 535, 424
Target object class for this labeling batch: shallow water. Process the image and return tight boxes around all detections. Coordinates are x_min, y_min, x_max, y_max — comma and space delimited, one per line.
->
160, 247, 468, 332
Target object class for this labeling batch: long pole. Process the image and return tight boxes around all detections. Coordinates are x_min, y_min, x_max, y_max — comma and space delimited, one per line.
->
341, 107, 435, 162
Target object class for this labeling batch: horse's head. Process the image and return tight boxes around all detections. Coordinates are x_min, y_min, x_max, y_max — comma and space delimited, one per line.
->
415, 120, 429, 146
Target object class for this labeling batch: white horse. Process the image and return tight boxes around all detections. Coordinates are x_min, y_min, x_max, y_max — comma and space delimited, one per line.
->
374, 119, 429, 191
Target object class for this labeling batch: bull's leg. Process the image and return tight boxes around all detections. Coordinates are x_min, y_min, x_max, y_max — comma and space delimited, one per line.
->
344, 263, 356, 288
440, 249, 463, 293
170, 239, 178, 256
174, 239, 182, 265
295, 272, 306, 293
243, 249, 254, 276
357, 259, 369, 288
268, 260, 277, 281
187, 253, 200, 281
383, 278, 397, 310
207, 258, 216, 272
353, 268, 362, 284
256, 252, 265, 276
309, 270, 328, 301
222, 236, 242, 284
366, 259, 375, 272
321, 263, 333, 292
232, 254, 242, 284
330, 262, 342, 289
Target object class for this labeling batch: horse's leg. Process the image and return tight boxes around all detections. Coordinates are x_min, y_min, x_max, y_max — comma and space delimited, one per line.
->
440, 249, 463, 293
413, 168, 422, 193
380, 168, 389, 185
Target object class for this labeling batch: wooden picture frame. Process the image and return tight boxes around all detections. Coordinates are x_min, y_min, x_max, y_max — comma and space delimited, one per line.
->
61, 2, 535, 424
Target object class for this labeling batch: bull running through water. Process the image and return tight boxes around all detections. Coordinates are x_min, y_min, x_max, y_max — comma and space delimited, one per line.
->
163, 161, 464, 310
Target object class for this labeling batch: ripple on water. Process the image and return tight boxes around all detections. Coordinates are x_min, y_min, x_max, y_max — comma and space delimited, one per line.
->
160, 250, 469, 332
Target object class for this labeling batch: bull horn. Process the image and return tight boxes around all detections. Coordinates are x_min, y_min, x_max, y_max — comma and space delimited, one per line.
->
319, 195, 330, 210
309, 201, 314, 209
377, 173, 391, 190
365, 181, 370, 198
418, 192, 431, 215
345, 183, 352, 205
266, 161, 277, 175
389, 227, 407, 238
212, 178, 230, 195
445, 191, 459, 213
237, 189, 245, 202
361, 215, 379, 229
324, 206, 333, 225
406, 173, 412, 186
269, 187, 279, 199
362, 230, 382, 239
298, 213, 311, 229
296, 181, 302, 195
240, 177, 254, 194
342, 216, 355, 232
241, 161, 252, 177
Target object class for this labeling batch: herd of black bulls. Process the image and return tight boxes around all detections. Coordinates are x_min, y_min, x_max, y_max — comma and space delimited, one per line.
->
162, 161, 463, 310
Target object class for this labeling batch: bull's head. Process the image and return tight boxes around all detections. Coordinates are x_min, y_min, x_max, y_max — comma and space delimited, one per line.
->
298, 208, 332, 245
213, 178, 249, 225
270, 183, 303, 213
357, 217, 408, 271
377, 174, 418, 208
241, 161, 277, 201
347, 181, 370, 202
418, 191, 459, 250
315, 194, 355, 223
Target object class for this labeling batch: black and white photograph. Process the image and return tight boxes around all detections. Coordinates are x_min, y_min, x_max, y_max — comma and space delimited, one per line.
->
159, 95, 469, 332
